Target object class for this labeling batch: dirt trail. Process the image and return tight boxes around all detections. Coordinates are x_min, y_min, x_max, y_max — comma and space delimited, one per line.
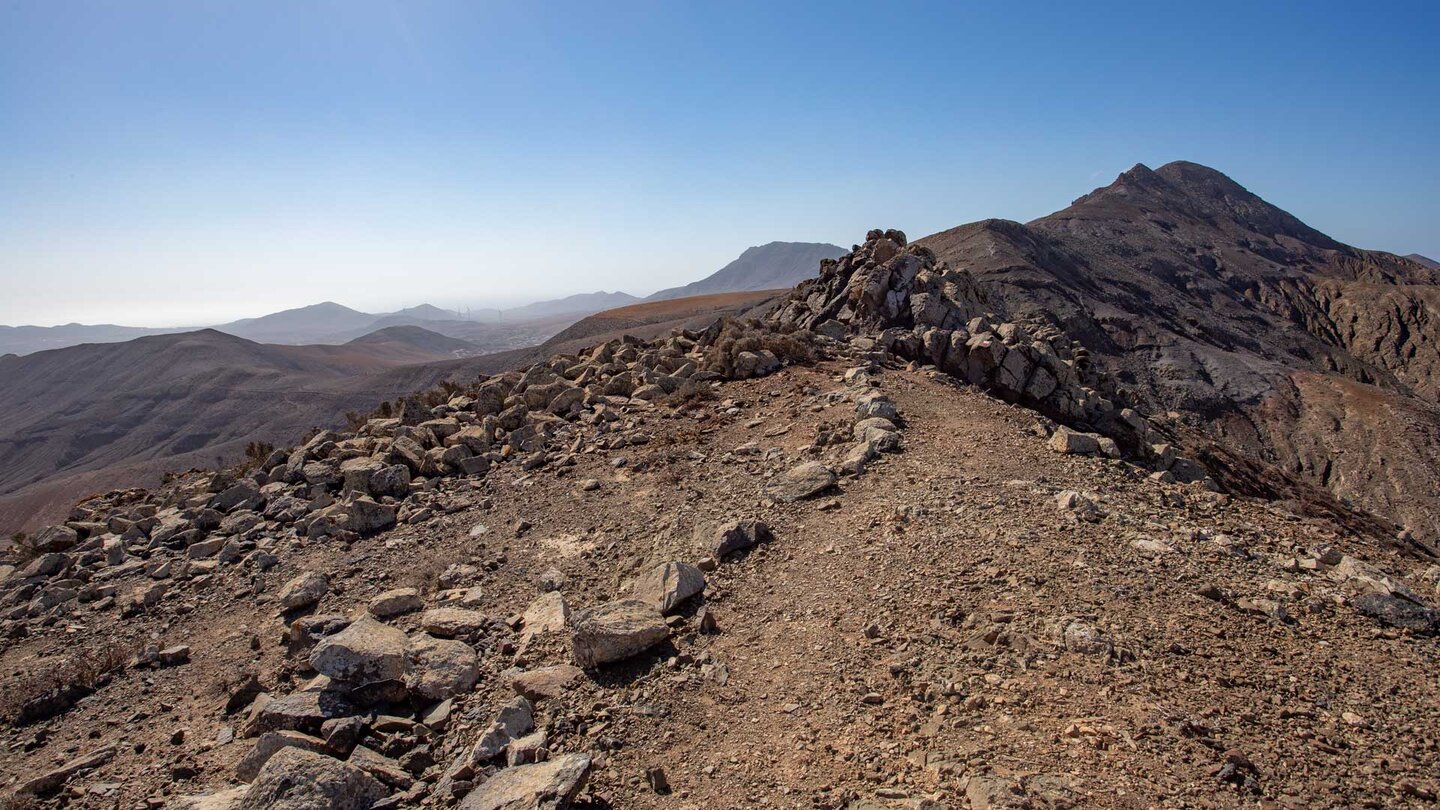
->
582, 368, 1440, 809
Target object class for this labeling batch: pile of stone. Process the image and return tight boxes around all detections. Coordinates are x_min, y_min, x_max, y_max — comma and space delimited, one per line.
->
768, 228, 1211, 484
1, 322, 816, 641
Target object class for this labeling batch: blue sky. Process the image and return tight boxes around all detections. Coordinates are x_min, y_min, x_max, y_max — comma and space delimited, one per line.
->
1, 1, 1436, 326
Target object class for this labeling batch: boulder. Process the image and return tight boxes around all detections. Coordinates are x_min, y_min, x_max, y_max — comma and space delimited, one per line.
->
246, 690, 356, 737
1048, 428, 1100, 456
277, 572, 328, 611
421, 608, 490, 639
457, 753, 591, 810
238, 747, 388, 810
765, 461, 836, 502
852, 416, 899, 444
367, 588, 423, 619
506, 665, 584, 702
346, 498, 396, 535
854, 392, 900, 422
13, 745, 115, 796
309, 616, 408, 684
30, 525, 79, 553
347, 745, 413, 790
1351, 593, 1440, 634
405, 634, 479, 700
569, 599, 669, 667
235, 731, 328, 782
708, 519, 773, 559
522, 591, 570, 636
629, 561, 705, 614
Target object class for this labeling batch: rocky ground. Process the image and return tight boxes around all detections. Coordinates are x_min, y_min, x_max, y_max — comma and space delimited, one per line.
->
2, 232, 1438, 810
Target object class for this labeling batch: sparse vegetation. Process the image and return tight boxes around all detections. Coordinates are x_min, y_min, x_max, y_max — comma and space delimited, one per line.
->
0, 793, 42, 810
240, 440, 275, 472
0, 641, 133, 726
699, 317, 818, 378
665, 378, 718, 407
6, 532, 37, 565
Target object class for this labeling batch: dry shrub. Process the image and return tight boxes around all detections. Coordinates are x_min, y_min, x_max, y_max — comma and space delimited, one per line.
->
699, 317, 817, 378
6, 532, 38, 565
0, 641, 133, 726
760, 330, 816, 364
241, 440, 274, 470
665, 378, 717, 408
399, 561, 443, 595
344, 410, 368, 431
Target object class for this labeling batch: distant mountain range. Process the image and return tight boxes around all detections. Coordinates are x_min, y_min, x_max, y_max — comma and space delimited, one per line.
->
1405, 253, 1440, 270
0, 326, 500, 532
0, 239, 850, 529
0, 241, 841, 356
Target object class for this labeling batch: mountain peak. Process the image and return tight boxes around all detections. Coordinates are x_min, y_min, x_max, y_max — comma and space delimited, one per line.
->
1054, 160, 1342, 250
648, 241, 846, 301
1153, 160, 1255, 201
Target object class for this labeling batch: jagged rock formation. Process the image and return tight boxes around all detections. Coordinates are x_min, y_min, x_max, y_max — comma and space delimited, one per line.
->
770, 229, 1203, 480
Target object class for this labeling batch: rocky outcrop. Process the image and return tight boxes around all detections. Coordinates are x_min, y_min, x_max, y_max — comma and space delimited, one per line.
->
769, 229, 1195, 475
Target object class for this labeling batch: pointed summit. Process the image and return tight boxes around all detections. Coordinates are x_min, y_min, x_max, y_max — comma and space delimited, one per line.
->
1047, 160, 1341, 249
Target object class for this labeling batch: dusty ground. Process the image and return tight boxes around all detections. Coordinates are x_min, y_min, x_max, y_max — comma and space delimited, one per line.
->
3, 359, 1438, 809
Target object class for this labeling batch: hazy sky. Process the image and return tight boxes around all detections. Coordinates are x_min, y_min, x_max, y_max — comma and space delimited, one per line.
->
2, 1, 1437, 327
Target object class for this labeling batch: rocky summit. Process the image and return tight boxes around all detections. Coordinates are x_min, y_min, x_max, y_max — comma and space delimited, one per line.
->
2, 164, 1440, 810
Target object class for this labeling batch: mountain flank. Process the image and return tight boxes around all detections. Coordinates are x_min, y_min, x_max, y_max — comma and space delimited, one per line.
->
1405, 253, 1440, 270
0, 329, 492, 533
647, 241, 845, 301
917, 161, 1440, 542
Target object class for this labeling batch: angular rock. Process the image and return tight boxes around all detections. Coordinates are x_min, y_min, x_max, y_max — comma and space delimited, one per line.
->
457, 752, 591, 810
708, 519, 773, 559
310, 616, 409, 685
569, 599, 669, 667
14, 745, 115, 796
348, 745, 413, 790
235, 731, 328, 782
238, 747, 388, 810
522, 592, 569, 635
629, 561, 705, 614
465, 697, 535, 765
277, 571, 328, 611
